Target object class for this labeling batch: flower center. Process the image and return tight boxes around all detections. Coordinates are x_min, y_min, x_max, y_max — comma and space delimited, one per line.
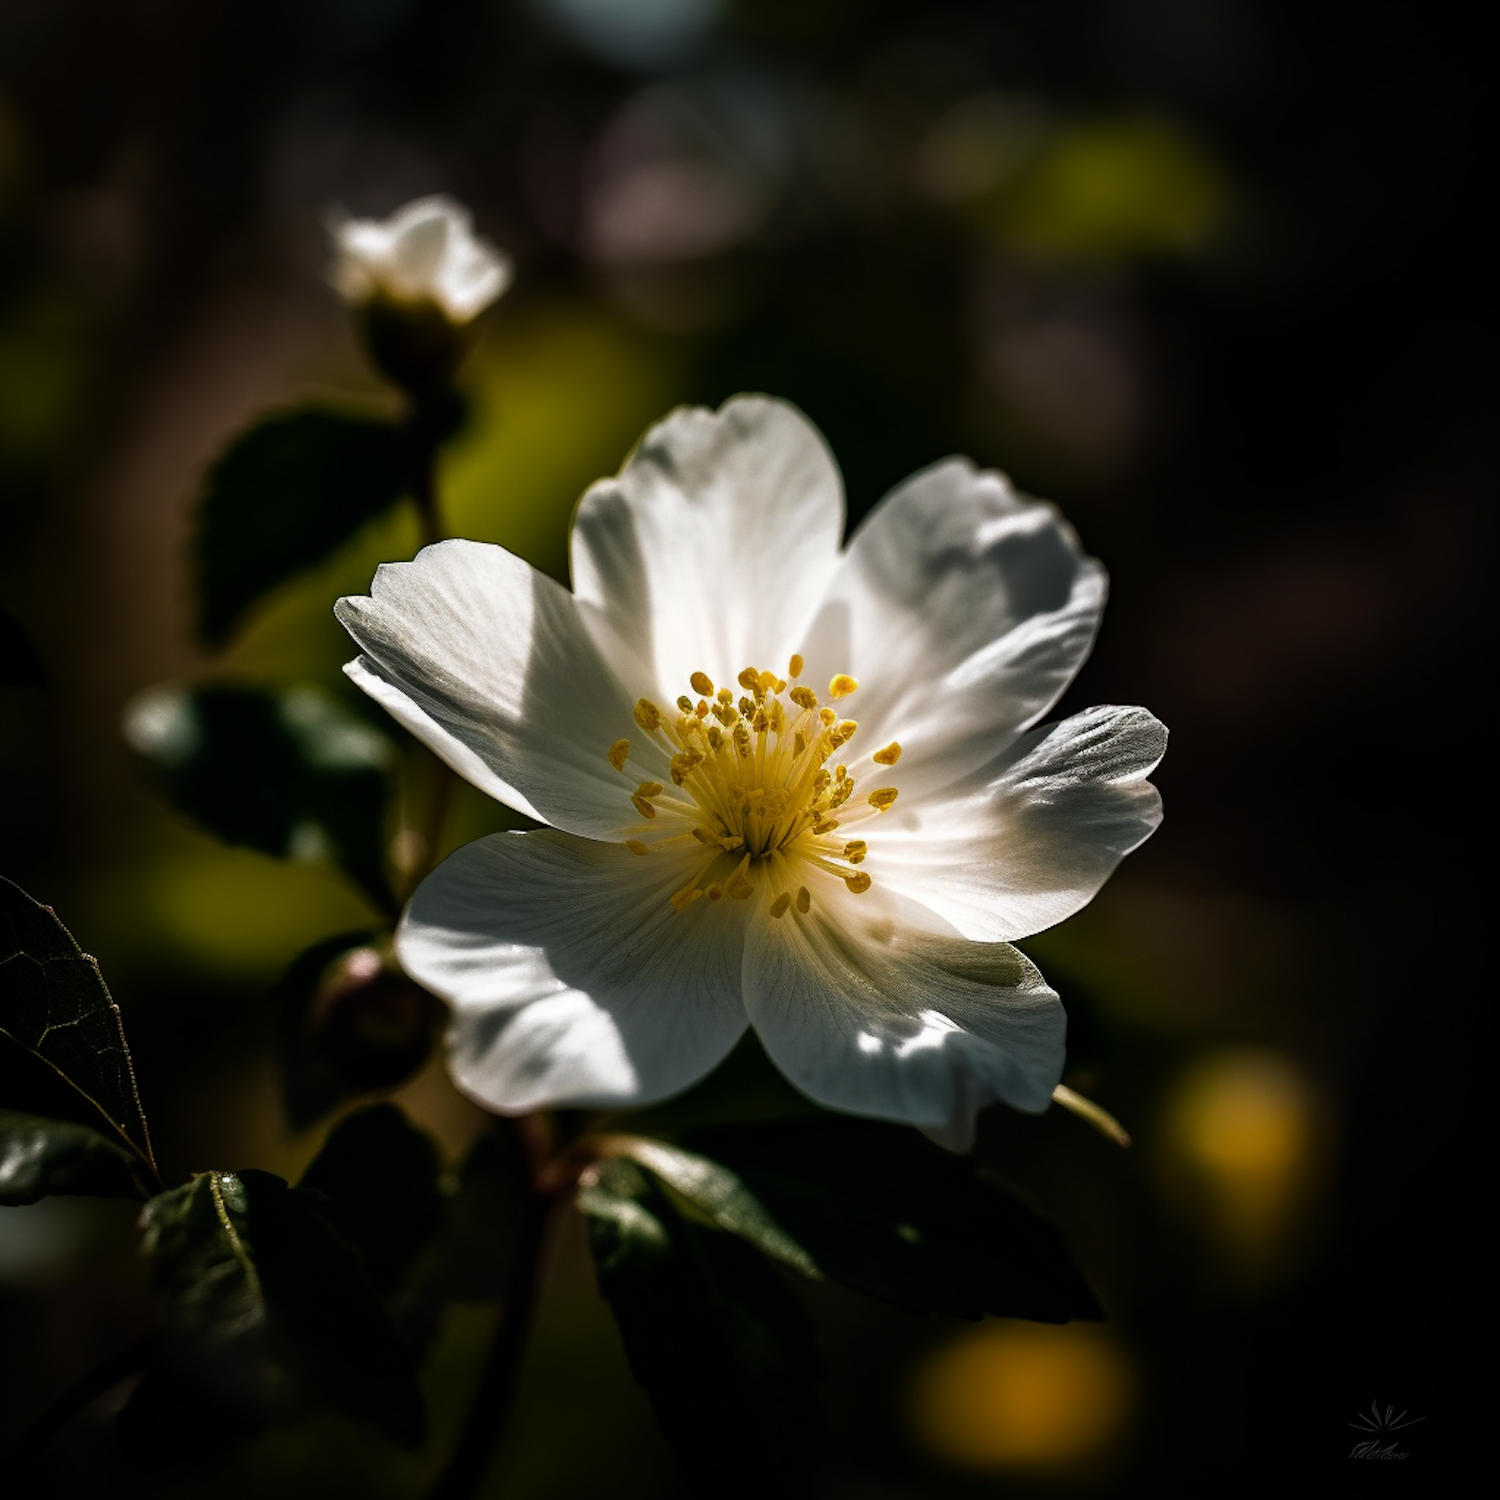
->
606, 655, 902, 916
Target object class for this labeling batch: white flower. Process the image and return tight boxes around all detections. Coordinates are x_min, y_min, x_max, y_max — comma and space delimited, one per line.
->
334, 397, 1165, 1149
328, 195, 512, 324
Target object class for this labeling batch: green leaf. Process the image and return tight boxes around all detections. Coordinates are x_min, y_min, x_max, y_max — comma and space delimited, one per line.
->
194, 408, 407, 647
299, 1103, 445, 1298
0, 601, 48, 687
660, 1118, 1103, 1323
124, 683, 396, 911
581, 1157, 821, 1492
129, 1168, 426, 1449
0, 1108, 147, 1204
0, 877, 159, 1182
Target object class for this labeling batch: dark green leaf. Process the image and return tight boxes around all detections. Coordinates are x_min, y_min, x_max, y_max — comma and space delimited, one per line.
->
581, 1157, 821, 1493
299, 1103, 445, 1297
195, 408, 407, 647
124, 683, 395, 910
665, 1118, 1103, 1323
0, 602, 48, 688
0, 877, 159, 1180
130, 1168, 426, 1449
0, 1108, 147, 1204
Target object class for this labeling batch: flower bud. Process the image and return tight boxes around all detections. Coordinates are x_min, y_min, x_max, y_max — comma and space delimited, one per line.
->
327, 195, 512, 392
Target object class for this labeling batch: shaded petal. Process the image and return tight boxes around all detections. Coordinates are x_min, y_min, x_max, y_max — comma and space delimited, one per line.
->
743, 886, 1065, 1151
570, 396, 844, 697
875, 705, 1166, 941
799, 459, 1107, 800
337, 539, 651, 838
398, 830, 749, 1112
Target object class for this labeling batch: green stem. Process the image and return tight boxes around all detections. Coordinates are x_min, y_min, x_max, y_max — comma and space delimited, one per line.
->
9, 1334, 155, 1477
425, 1115, 556, 1500
407, 400, 445, 549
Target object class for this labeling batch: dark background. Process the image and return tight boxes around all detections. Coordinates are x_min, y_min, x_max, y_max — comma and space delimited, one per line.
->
0, 1, 1487, 1494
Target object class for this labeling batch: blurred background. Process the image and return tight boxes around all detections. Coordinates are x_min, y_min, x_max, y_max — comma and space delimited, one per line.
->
0, 0, 1486, 1494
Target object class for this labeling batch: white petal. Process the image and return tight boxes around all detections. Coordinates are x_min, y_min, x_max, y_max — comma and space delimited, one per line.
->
385, 198, 460, 297
742, 886, 1065, 1150
336, 539, 650, 838
798, 459, 1107, 800
398, 830, 749, 1112
569, 396, 845, 698
875, 705, 1166, 942
437, 235, 513, 321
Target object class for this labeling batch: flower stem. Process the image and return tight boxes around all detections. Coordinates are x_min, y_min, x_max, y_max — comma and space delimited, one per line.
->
407, 398, 446, 549
425, 1114, 556, 1500
9, 1334, 155, 1477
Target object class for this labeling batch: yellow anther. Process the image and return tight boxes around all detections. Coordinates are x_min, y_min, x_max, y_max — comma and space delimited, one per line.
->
873, 742, 902, 766
844, 840, 867, 862
690, 671, 715, 697
625, 839, 651, 855
728, 874, 755, 900
635, 781, 664, 799
631, 795, 658, 820
733, 724, 751, 757
812, 819, 840, 835
738, 667, 760, 690
708, 726, 724, 752
757, 669, 778, 694
831, 779, 854, 808
718, 687, 734, 704
670, 885, 705, 913
753, 710, 770, 734
677, 695, 694, 714
812, 769, 831, 792
608, 739, 630, 772
819, 708, 836, 726
634, 698, 662, 732
867, 787, 899, 811
696, 700, 710, 718
834, 765, 848, 782
769, 892, 792, 919
790, 686, 819, 711
845, 872, 872, 894
739, 696, 756, 716
788, 653, 804, 678
712, 701, 737, 726
796, 886, 811, 914
829, 674, 859, 699
691, 826, 723, 846
670, 754, 701, 787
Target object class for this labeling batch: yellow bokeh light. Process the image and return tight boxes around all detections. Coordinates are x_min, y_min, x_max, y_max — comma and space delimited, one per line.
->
909, 1321, 1134, 1472
1157, 1048, 1328, 1277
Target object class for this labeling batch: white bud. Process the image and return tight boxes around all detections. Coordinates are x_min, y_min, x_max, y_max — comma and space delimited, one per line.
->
327, 195, 512, 325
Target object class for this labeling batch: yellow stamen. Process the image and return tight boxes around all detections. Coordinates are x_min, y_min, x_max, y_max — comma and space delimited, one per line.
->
634, 699, 662, 732
873, 742, 902, 766
690, 671, 715, 697
829, 674, 858, 699
867, 787, 899, 811
769, 892, 792, 919
625, 839, 650, 855
608, 739, 630, 772
788, 653, 804, 678
796, 886, 811, 914
670, 885, 705, 913
631, 795, 658, 820
737, 667, 760, 690
845, 871, 872, 894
